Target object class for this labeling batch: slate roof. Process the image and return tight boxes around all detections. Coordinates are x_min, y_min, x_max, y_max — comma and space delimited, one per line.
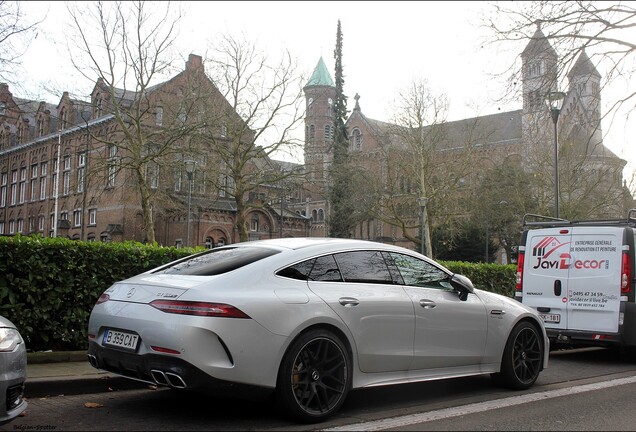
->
521, 24, 558, 59
351, 109, 523, 153
568, 49, 601, 79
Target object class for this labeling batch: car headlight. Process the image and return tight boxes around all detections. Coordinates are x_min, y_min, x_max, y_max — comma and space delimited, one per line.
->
0, 327, 23, 352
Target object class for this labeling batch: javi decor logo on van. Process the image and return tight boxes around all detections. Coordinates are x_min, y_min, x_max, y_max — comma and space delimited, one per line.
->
532, 236, 611, 270
532, 236, 571, 269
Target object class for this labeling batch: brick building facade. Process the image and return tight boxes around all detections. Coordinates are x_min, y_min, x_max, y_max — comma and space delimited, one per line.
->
0, 54, 310, 246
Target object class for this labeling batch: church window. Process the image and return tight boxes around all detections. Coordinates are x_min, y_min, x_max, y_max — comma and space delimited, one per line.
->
156, 107, 163, 126
324, 124, 333, 140
527, 61, 543, 77
350, 128, 362, 150
309, 124, 315, 139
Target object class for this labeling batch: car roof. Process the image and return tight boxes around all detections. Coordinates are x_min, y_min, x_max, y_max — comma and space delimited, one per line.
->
228, 237, 404, 252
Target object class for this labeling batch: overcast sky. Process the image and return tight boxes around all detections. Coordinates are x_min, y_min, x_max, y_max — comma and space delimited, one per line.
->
16, 1, 636, 176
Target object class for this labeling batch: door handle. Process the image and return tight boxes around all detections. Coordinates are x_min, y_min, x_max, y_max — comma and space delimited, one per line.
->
338, 297, 359, 307
419, 299, 437, 309
554, 280, 562, 296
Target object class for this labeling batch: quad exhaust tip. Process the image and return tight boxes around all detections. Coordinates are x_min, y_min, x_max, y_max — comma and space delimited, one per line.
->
86, 355, 187, 389
151, 369, 187, 389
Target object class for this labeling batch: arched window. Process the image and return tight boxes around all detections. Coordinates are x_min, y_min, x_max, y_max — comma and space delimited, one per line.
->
94, 95, 103, 117
156, 107, 163, 126
60, 107, 68, 129
318, 209, 324, 221
312, 209, 318, 222
350, 128, 362, 150
324, 124, 333, 140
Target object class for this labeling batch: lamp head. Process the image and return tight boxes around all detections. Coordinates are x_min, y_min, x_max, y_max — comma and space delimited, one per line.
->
184, 159, 196, 175
545, 91, 566, 112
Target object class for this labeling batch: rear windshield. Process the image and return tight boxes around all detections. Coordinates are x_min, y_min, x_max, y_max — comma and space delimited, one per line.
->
154, 247, 280, 276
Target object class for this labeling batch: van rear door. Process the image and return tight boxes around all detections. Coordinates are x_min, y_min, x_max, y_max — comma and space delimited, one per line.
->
567, 226, 622, 333
522, 228, 571, 330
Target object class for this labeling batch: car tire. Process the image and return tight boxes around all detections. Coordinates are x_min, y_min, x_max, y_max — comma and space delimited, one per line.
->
492, 320, 543, 390
275, 329, 351, 423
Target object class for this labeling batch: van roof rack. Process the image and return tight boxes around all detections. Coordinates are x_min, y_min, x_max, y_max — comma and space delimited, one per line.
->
523, 209, 636, 228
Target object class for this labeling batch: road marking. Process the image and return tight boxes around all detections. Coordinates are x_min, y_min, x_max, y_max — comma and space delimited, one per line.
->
323, 375, 636, 431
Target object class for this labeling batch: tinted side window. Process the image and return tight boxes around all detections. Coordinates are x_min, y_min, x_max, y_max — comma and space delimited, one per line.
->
389, 252, 451, 289
276, 259, 315, 281
156, 247, 279, 276
310, 255, 343, 281
334, 251, 393, 284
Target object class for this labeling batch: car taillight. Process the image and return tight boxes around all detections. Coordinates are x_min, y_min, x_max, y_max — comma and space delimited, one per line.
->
150, 300, 250, 318
95, 293, 110, 305
515, 251, 525, 292
621, 252, 631, 295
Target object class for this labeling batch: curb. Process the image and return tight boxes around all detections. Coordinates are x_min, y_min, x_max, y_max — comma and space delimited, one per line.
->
27, 350, 88, 364
25, 350, 150, 398
25, 374, 150, 398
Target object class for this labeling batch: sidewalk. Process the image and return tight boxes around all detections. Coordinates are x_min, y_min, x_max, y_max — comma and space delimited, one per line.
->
26, 351, 147, 398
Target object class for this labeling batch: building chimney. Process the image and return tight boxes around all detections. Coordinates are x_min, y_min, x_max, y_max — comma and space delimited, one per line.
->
186, 54, 203, 72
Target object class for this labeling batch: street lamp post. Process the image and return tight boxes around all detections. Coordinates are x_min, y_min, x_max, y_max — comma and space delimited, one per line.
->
545, 91, 566, 219
184, 160, 196, 248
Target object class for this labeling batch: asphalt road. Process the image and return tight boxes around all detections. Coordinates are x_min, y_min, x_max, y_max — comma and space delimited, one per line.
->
8, 347, 636, 431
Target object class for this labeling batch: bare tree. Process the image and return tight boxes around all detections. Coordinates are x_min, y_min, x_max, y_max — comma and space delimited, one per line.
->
485, 1, 636, 135
65, 1, 188, 244
379, 79, 453, 257
200, 33, 305, 242
0, 0, 41, 85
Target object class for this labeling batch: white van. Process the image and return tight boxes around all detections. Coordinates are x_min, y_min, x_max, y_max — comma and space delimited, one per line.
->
515, 211, 636, 350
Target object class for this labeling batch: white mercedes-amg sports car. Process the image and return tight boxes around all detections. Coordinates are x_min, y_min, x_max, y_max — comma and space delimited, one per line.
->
87, 238, 548, 423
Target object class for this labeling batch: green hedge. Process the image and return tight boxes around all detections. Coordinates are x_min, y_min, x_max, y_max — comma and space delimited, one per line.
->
440, 260, 517, 297
0, 235, 194, 352
0, 235, 517, 352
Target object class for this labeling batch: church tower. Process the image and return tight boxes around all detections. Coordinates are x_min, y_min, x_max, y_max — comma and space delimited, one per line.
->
563, 49, 602, 150
302, 57, 336, 236
303, 57, 336, 179
520, 21, 560, 164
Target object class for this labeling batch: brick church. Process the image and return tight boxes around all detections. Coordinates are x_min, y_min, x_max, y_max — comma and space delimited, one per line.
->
297, 23, 629, 253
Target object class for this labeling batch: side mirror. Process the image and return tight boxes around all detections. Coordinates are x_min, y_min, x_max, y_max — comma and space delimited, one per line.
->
450, 273, 475, 301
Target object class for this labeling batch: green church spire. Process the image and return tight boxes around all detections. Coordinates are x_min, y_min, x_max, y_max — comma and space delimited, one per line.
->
305, 56, 334, 87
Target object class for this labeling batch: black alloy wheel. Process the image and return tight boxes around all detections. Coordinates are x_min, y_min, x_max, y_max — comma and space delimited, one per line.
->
492, 321, 543, 390
276, 329, 351, 423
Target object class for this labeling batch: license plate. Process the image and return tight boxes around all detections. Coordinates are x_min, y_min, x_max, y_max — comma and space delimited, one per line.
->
539, 313, 561, 324
102, 329, 139, 351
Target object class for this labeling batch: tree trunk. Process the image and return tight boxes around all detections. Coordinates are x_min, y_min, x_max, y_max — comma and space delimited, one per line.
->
135, 168, 155, 244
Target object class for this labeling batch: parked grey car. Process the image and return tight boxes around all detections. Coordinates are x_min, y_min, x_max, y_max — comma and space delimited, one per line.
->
88, 238, 549, 422
0, 315, 27, 425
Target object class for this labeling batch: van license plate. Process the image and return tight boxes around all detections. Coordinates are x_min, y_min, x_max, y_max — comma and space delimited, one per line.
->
539, 313, 560, 324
